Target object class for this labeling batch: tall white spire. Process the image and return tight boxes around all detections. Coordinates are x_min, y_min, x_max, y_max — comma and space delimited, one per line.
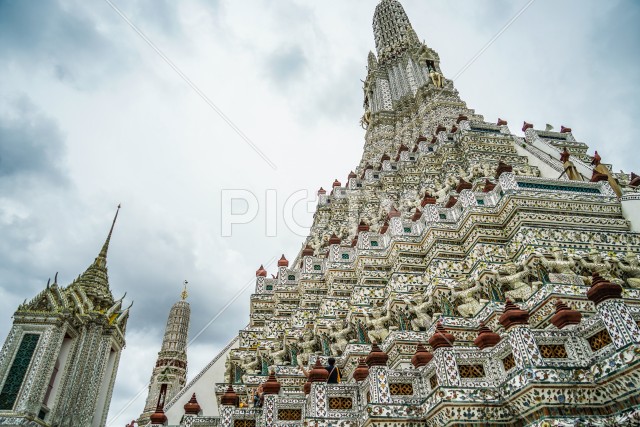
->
138, 285, 191, 425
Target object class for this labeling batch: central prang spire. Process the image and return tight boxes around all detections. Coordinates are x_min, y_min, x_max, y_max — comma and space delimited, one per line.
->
373, 0, 420, 65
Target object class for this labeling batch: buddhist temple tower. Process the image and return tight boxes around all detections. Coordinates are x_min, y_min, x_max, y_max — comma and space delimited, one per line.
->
0, 207, 129, 427
138, 282, 191, 426
154, 1, 640, 425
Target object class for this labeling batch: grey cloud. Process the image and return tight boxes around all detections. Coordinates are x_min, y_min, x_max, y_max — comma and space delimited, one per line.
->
130, 0, 183, 36
0, 95, 68, 185
309, 62, 364, 123
0, 0, 129, 87
591, 1, 640, 71
264, 45, 309, 88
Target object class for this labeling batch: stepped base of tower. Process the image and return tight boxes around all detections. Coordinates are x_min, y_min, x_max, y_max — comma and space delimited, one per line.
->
152, 277, 640, 426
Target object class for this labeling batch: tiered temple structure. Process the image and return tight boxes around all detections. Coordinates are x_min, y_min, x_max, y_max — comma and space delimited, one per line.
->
151, 1, 640, 425
138, 283, 191, 426
0, 207, 130, 427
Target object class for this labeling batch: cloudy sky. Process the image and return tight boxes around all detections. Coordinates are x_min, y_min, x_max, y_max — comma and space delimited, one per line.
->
0, 0, 638, 425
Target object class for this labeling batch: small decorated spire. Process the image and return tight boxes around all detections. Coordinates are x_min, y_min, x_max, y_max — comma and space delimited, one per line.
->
367, 50, 378, 70
428, 322, 455, 349
550, 299, 582, 329
302, 245, 314, 257
220, 385, 239, 407
278, 254, 289, 267
456, 178, 473, 193
482, 179, 496, 193
366, 342, 389, 367
411, 343, 433, 368
256, 265, 267, 277
498, 299, 530, 330
309, 359, 329, 382
183, 393, 202, 415
587, 272, 622, 306
353, 357, 370, 381
387, 207, 401, 219
495, 161, 513, 178
421, 192, 436, 206
263, 371, 281, 395
474, 322, 501, 350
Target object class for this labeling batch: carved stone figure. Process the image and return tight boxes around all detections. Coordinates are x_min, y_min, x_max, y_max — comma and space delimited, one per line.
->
615, 252, 640, 289
224, 357, 234, 384
365, 306, 393, 343
298, 329, 317, 365
496, 263, 536, 302
560, 147, 582, 181
270, 340, 289, 366
360, 109, 372, 129
430, 177, 455, 203
406, 293, 433, 331
429, 71, 444, 88
241, 354, 259, 376
591, 152, 623, 197
536, 248, 576, 275
452, 278, 486, 318
329, 320, 353, 356
577, 248, 612, 283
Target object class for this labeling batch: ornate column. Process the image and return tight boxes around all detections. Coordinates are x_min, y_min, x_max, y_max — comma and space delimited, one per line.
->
307, 360, 329, 417
262, 372, 281, 425
365, 343, 392, 404
180, 393, 201, 427
219, 385, 238, 427
587, 273, 640, 348
498, 300, 543, 369
428, 323, 460, 387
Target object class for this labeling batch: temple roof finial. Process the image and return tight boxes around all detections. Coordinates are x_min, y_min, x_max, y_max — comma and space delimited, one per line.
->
95, 204, 121, 268
181, 280, 189, 301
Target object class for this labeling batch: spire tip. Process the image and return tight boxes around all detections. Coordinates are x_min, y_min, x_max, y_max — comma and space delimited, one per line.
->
95, 204, 121, 268
181, 280, 189, 300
